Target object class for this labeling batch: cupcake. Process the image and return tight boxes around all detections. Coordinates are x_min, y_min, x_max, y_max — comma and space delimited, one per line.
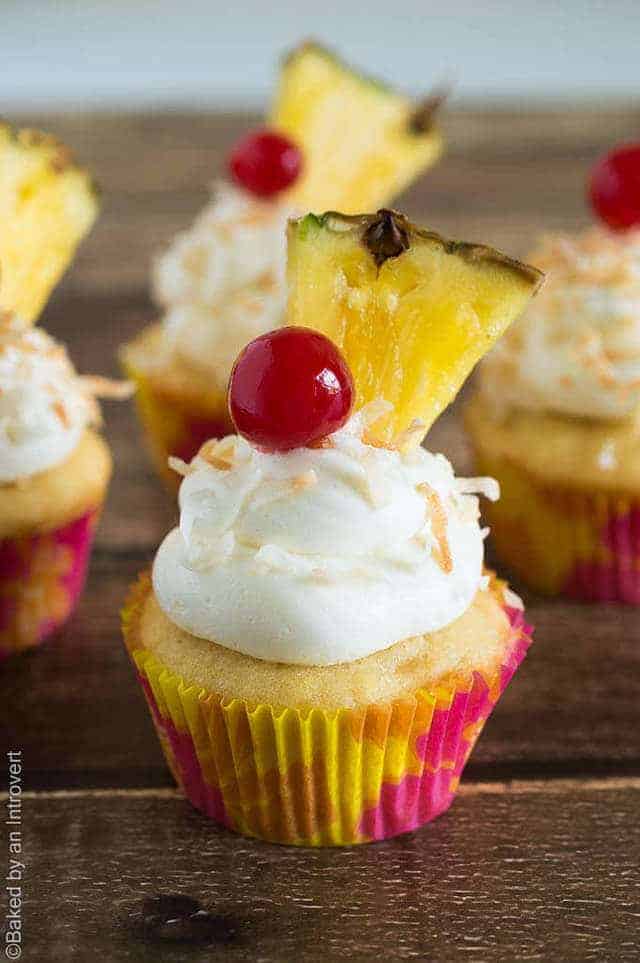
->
466, 144, 640, 603
123, 209, 540, 845
0, 315, 129, 657
0, 123, 128, 657
121, 41, 445, 490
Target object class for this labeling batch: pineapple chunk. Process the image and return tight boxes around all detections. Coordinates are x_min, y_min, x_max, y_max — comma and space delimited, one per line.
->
287, 209, 543, 443
0, 124, 99, 322
271, 42, 443, 213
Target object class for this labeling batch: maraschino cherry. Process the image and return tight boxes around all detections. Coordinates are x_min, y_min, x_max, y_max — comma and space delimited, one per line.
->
228, 129, 302, 199
589, 143, 640, 230
228, 327, 354, 452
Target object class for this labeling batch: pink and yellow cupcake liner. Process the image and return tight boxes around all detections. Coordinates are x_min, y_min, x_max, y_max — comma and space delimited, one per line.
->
472, 448, 640, 603
124, 363, 233, 493
0, 509, 99, 659
122, 575, 532, 846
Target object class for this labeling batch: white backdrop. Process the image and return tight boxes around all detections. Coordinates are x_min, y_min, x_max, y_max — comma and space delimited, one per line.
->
3, 0, 640, 109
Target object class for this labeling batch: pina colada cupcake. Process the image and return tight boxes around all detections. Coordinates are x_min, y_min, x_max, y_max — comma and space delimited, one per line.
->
0, 124, 128, 657
123, 210, 541, 845
121, 41, 445, 489
0, 316, 126, 657
466, 144, 640, 603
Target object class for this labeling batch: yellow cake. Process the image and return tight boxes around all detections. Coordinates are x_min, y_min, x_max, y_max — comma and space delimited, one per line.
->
0, 429, 111, 541
126, 571, 513, 711
0, 316, 124, 657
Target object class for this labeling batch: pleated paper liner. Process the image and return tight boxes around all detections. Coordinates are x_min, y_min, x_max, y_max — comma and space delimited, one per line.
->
0, 509, 99, 659
471, 444, 640, 603
122, 574, 532, 846
123, 359, 233, 493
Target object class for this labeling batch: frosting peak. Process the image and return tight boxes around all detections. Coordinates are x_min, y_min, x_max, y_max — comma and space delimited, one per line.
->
0, 313, 131, 483
0, 314, 96, 482
153, 408, 497, 666
479, 227, 640, 422
152, 181, 293, 391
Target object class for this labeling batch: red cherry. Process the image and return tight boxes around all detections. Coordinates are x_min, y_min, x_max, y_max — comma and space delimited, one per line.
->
228, 129, 302, 199
228, 327, 355, 452
589, 143, 640, 230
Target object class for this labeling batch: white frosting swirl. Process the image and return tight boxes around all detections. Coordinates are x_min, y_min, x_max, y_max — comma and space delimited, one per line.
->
152, 408, 498, 666
479, 228, 640, 421
0, 314, 100, 483
152, 181, 293, 392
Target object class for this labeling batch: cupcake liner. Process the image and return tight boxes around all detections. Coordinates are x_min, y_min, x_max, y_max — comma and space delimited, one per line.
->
124, 362, 233, 492
0, 509, 99, 659
472, 445, 640, 603
122, 575, 532, 846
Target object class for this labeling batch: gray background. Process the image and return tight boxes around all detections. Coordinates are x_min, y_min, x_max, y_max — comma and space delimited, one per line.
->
4, 0, 639, 109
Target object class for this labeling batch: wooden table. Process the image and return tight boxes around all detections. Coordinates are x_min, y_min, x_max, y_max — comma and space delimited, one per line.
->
2, 107, 639, 961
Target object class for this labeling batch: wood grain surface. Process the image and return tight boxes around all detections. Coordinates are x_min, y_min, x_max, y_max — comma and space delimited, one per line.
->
21, 781, 640, 961
1, 107, 640, 961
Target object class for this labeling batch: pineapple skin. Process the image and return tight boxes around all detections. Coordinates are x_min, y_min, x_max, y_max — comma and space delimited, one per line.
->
287, 210, 543, 443
270, 42, 443, 214
0, 124, 99, 322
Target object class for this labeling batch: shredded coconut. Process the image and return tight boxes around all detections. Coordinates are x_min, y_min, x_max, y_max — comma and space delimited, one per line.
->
455, 476, 501, 502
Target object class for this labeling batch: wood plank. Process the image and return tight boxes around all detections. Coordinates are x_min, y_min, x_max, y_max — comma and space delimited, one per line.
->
15, 780, 640, 961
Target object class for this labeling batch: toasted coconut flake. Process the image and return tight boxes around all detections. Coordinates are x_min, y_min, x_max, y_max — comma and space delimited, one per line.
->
394, 418, 427, 452
418, 482, 452, 574
196, 435, 252, 471
52, 400, 70, 428
357, 398, 394, 430
256, 270, 278, 293
357, 399, 395, 446
81, 375, 134, 400
291, 469, 318, 492
198, 438, 234, 470
168, 455, 191, 477
455, 476, 500, 502
308, 435, 334, 449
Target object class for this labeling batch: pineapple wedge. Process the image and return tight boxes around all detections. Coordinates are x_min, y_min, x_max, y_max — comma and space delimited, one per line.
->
287, 209, 543, 443
0, 123, 99, 322
271, 42, 444, 213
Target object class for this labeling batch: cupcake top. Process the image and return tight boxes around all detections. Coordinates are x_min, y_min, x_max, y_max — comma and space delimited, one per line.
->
479, 227, 640, 422
0, 313, 126, 483
151, 201, 542, 667
152, 182, 293, 391
152, 403, 498, 666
